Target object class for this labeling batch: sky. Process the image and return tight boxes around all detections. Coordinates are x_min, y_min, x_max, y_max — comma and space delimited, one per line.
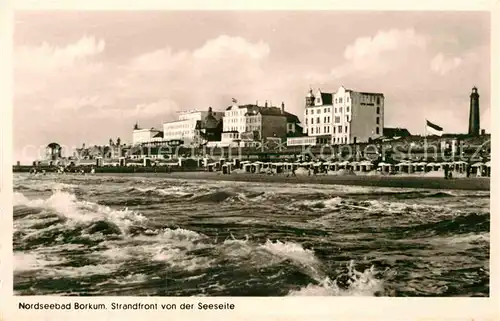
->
13, 11, 490, 164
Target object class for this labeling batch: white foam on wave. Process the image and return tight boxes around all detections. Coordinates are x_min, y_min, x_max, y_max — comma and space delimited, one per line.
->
260, 240, 319, 266
96, 227, 213, 273
42, 263, 123, 278
150, 245, 215, 272
14, 190, 147, 234
288, 261, 385, 296
290, 196, 342, 211
14, 251, 67, 272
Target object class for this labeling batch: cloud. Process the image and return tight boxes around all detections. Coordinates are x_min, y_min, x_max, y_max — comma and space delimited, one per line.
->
113, 35, 273, 112
343, 28, 427, 61
192, 35, 270, 60
129, 99, 181, 118
14, 35, 106, 96
303, 27, 489, 135
430, 53, 463, 75
15, 35, 105, 72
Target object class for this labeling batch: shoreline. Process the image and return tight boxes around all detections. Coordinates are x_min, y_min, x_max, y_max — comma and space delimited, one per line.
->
93, 171, 490, 191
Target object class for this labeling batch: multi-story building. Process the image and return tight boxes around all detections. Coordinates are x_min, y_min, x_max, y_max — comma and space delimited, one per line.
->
303, 89, 333, 145
163, 109, 224, 146
220, 102, 301, 147
304, 85, 384, 145
132, 123, 163, 145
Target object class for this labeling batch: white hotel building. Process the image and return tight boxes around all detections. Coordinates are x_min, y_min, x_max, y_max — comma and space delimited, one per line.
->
163, 110, 224, 146
302, 85, 384, 145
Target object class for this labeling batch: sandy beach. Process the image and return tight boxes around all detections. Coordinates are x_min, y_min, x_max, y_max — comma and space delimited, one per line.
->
97, 171, 490, 191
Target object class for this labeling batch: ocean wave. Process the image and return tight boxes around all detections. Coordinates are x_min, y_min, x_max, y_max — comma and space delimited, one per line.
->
288, 260, 388, 296
406, 212, 490, 236
13, 190, 149, 251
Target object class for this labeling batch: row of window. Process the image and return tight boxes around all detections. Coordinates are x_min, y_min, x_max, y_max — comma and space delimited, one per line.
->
306, 107, 331, 115
165, 122, 196, 130
308, 125, 350, 135
361, 95, 381, 104
306, 106, 352, 115
164, 130, 196, 137
306, 115, 352, 125
245, 126, 261, 132
226, 110, 245, 117
227, 117, 245, 123
333, 136, 348, 144
246, 117, 261, 123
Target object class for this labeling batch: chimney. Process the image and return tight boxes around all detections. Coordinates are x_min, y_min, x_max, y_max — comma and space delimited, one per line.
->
265, 100, 268, 108
281, 101, 285, 113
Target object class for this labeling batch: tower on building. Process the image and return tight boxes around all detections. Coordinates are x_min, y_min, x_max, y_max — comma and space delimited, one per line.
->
306, 89, 315, 107
468, 86, 480, 136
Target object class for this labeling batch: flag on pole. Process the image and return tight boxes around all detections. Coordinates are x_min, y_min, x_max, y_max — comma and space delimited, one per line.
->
232, 98, 238, 104
426, 120, 443, 136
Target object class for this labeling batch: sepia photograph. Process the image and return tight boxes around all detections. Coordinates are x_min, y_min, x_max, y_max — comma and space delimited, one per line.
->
12, 10, 491, 298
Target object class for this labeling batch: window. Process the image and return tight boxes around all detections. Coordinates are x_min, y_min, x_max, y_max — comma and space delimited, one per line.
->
339, 107, 343, 113
347, 97, 349, 102
339, 97, 343, 103
324, 108, 327, 113
311, 110, 314, 115
376, 117, 380, 125
335, 98, 337, 103
316, 117, 320, 123
333, 127, 336, 133
335, 116, 340, 123
376, 127, 380, 134
316, 98, 321, 103
311, 118, 314, 124
376, 107, 380, 114
305, 110, 308, 115
327, 116, 330, 123
345, 126, 348, 132
338, 126, 342, 133
377, 96, 381, 104
305, 119, 308, 125
335, 108, 337, 113
324, 116, 327, 123
346, 106, 349, 112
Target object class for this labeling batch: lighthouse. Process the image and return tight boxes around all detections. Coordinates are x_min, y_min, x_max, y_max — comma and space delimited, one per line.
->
468, 87, 480, 136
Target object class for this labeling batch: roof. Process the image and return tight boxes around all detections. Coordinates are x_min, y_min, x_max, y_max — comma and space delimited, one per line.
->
153, 131, 164, 138
358, 92, 384, 96
47, 142, 61, 149
204, 112, 219, 129
383, 127, 411, 137
320, 93, 333, 105
226, 104, 259, 110
284, 111, 300, 123
259, 107, 286, 116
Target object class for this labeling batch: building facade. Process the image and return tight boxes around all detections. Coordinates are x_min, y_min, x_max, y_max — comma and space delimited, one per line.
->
163, 109, 224, 146
304, 86, 384, 145
220, 102, 301, 147
132, 124, 163, 145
